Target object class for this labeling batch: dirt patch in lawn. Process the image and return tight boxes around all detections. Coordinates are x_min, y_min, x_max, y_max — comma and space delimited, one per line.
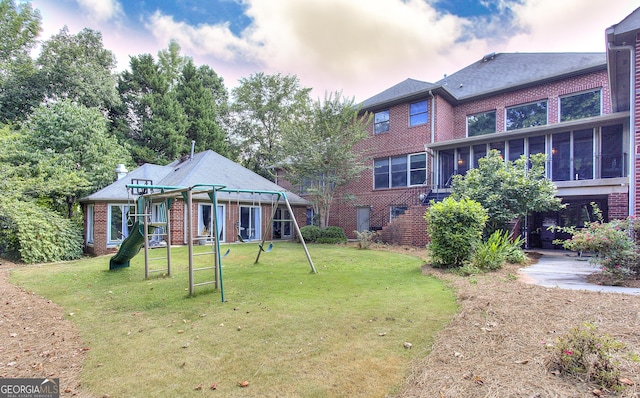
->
0, 260, 88, 397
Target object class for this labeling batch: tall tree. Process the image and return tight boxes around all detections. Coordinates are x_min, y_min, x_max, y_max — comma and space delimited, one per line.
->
36, 26, 120, 111
451, 150, 563, 235
230, 73, 312, 179
0, 0, 42, 122
281, 92, 371, 227
176, 59, 229, 156
115, 44, 228, 164
115, 52, 187, 164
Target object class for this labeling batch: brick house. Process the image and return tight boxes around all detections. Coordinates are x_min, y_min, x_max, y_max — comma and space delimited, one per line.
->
326, 7, 640, 249
80, 150, 309, 256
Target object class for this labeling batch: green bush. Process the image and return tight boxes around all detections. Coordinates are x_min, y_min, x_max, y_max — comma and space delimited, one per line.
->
425, 197, 488, 268
299, 225, 321, 243
0, 200, 83, 263
553, 204, 640, 283
317, 226, 347, 244
546, 322, 627, 391
472, 230, 525, 271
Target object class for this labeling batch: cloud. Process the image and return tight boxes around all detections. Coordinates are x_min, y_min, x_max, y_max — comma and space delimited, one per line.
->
142, 0, 639, 100
76, 0, 124, 23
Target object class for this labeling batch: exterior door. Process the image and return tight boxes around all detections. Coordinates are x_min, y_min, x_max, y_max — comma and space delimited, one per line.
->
356, 207, 370, 232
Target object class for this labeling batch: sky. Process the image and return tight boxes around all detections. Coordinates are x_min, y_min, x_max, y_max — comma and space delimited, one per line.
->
27, 0, 639, 102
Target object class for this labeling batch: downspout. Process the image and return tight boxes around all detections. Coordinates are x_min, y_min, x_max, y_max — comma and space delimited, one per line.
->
428, 90, 436, 188
607, 42, 636, 216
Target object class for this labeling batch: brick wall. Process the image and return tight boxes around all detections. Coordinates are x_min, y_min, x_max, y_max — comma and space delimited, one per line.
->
635, 33, 640, 216
608, 192, 629, 220
451, 70, 610, 139
379, 205, 429, 247
86, 199, 308, 256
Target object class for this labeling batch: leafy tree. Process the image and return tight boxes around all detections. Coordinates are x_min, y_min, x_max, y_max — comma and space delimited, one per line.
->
451, 149, 563, 236
281, 92, 370, 227
0, 0, 42, 122
17, 100, 132, 218
0, 0, 41, 63
230, 73, 312, 179
36, 26, 120, 111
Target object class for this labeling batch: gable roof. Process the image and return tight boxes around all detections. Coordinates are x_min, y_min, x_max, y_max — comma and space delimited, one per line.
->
360, 52, 607, 111
81, 150, 309, 205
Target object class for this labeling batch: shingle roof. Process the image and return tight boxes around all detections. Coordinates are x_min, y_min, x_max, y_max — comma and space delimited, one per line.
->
81, 150, 309, 205
435, 52, 606, 101
360, 52, 607, 110
609, 6, 640, 35
359, 78, 437, 110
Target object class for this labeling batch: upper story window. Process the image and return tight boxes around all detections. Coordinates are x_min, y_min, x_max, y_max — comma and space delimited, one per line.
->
467, 110, 496, 136
560, 89, 601, 122
506, 101, 547, 131
409, 100, 428, 126
374, 153, 426, 189
374, 110, 389, 134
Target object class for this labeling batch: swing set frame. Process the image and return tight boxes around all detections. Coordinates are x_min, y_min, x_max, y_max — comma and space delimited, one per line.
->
125, 183, 316, 302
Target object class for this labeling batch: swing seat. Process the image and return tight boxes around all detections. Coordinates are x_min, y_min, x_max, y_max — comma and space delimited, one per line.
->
221, 247, 231, 257
259, 242, 273, 252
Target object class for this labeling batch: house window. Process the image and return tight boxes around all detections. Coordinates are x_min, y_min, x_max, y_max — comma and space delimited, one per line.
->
409, 153, 426, 185
199, 203, 225, 241
560, 90, 601, 122
409, 100, 428, 126
273, 207, 292, 239
374, 110, 389, 134
107, 204, 133, 244
374, 153, 426, 189
390, 206, 407, 222
506, 101, 547, 130
467, 110, 496, 136
86, 204, 94, 245
239, 206, 261, 241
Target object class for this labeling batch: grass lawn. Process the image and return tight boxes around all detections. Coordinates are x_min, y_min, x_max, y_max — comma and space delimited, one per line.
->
9, 242, 457, 397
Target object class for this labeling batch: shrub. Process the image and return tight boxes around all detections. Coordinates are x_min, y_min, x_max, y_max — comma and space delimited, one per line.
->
0, 200, 83, 263
425, 197, 488, 268
472, 230, 526, 271
553, 206, 640, 283
353, 230, 377, 249
299, 225, 321, 243
546, 322, 627, 391
317, 226, 347, 244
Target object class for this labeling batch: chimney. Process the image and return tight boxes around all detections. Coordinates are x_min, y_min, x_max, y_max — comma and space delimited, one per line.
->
115, 164, 128, 180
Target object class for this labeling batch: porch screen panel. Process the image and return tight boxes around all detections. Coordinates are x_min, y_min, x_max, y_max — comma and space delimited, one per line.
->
601, 125, 624, 178
573, 129, 593, 180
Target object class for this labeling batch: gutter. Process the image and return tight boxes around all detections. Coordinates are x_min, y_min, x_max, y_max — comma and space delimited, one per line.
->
607, 41, 636, 216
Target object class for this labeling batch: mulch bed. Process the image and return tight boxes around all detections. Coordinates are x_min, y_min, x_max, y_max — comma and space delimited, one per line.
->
0, 261, 88, 397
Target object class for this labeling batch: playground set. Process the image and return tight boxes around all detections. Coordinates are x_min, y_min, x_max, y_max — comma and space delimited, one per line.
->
108, 183, 316, 302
